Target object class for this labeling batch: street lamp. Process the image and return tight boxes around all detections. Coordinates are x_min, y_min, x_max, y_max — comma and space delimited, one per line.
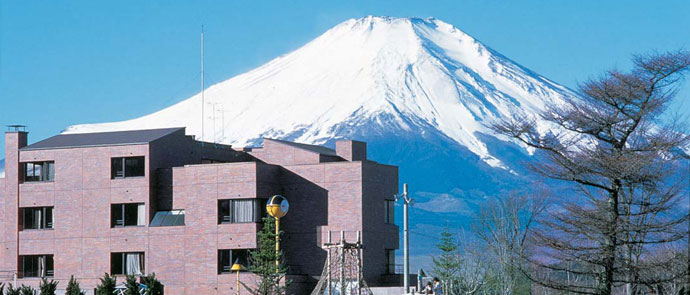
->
231, 261, 244, 295
266, 195, 289, 272
395, 183, 412, 293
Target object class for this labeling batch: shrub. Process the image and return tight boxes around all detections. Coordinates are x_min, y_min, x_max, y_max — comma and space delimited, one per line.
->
65, 276, 83, 295
125, 275, 140, 295
18, 285, 35, 295
140, 273, 163, 295
39, 278, 58, 295
5, 284, 20, 295
95, 273, 117, 295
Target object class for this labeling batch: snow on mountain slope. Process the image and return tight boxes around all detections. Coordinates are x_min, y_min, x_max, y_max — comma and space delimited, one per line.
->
64, 16, 574, 169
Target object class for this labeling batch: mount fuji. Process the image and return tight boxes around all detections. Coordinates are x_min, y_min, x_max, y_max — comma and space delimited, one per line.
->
60, 16, 574, 266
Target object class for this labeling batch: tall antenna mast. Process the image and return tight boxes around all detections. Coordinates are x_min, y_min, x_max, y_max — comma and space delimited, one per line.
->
201, 25, 205, 142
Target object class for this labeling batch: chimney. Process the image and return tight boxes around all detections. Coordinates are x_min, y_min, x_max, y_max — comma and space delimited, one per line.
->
5, 125, 28, 177
336, 140, 367, 161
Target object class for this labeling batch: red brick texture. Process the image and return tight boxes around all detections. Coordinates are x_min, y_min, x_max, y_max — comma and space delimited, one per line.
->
0, 130, 399, 293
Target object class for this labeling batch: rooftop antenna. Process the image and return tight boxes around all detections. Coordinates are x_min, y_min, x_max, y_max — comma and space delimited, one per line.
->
201, 25, 205, 143
212, 102, 217, 144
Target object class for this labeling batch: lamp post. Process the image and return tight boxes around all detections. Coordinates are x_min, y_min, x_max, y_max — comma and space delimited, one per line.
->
231, 261, 244, 295
267, 195, 289, 272
395, 183, 412, 293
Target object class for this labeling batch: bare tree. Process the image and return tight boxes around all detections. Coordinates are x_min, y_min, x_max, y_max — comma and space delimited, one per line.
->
473, 192, 546, 295
491, 50, 690, 295
456, 231, 488, 294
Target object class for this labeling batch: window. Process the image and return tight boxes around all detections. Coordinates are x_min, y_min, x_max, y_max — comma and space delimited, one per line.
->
150, 209, 185, 227
19, 255, 53, 278
384, 249, 396, 274
111, 203, 145, 227
21, 207, 54, 230
111, 156, 145, 179
111, 252, 144, 275
218, 199, 265, 224
218, 249, 249, 274
384, 200, 395, 224
23, 161, 54, 182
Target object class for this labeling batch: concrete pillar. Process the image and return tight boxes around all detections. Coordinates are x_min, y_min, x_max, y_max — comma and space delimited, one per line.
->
2, 130, 27, 272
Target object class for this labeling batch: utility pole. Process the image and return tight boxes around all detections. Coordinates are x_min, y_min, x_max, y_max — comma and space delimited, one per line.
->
200, 25, 205, 142
212, 103, 217, 143
396, 183, 412, 293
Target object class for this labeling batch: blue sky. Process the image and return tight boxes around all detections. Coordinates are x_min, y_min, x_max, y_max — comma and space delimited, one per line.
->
2, 0, 690, 156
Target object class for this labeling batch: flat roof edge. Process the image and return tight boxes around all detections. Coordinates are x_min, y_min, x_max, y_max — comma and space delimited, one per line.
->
21, 142, 150, 151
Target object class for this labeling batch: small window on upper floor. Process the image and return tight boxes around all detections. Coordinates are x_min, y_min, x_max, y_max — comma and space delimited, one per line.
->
111, 203, 145, 227
384, 200, 395, 224
20, 207, 54, 230
22, 161, 54, 182
111, 156, 145, 179
218, 199, 265, 224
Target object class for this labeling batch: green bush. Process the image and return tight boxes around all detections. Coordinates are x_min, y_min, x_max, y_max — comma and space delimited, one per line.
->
5, 284, 20, 295
18, 285, 35, 295
140, 273, 163, 295
95, 273, 117, 295
65, 276, 83, 295
39, 278, 58, 295
125, 275, 140, 295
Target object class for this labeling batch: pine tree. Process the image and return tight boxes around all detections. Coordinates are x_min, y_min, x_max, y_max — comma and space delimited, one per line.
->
95, 273, 117, 295
0, 283, 4, 295
18, 285, 35, 295
432, 228, 461, 294
125, 275, 140, 295
141, 273, 163, 295
5, 284, 20, 295
241, 216, 291, 295
39, 277, 58, 295
65, 276, 83, 295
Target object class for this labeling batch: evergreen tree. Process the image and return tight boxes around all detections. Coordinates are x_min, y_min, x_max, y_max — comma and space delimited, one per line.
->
1, 283, 4, 295
5, 284, 20, 295
241, 216, 291, 295
39, 277, 58, 295
65, 276, 83, 295
140, 273, 163, 295
18, 285, 34, 295
125, 275, 140, 295
432, 228, 462, 294
95, 273, 117, 295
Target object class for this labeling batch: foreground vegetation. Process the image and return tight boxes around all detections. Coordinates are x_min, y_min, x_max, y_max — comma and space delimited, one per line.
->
433, 50, 690, 295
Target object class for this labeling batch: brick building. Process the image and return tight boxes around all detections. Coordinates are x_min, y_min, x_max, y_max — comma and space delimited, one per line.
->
0, 127, 399, 294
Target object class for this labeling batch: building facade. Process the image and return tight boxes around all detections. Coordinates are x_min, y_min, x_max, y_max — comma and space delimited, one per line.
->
0, 127, 399, 294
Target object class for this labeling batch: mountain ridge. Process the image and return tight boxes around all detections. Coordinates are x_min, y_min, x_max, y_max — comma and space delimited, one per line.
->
62, 16, 575, 169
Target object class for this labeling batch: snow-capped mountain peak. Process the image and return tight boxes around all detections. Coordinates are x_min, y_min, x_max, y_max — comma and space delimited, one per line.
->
63, 16, 573, 169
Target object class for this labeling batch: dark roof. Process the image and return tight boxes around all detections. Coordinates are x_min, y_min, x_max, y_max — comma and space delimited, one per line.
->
22, 128, 185, 150
265, 138, 338, 156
